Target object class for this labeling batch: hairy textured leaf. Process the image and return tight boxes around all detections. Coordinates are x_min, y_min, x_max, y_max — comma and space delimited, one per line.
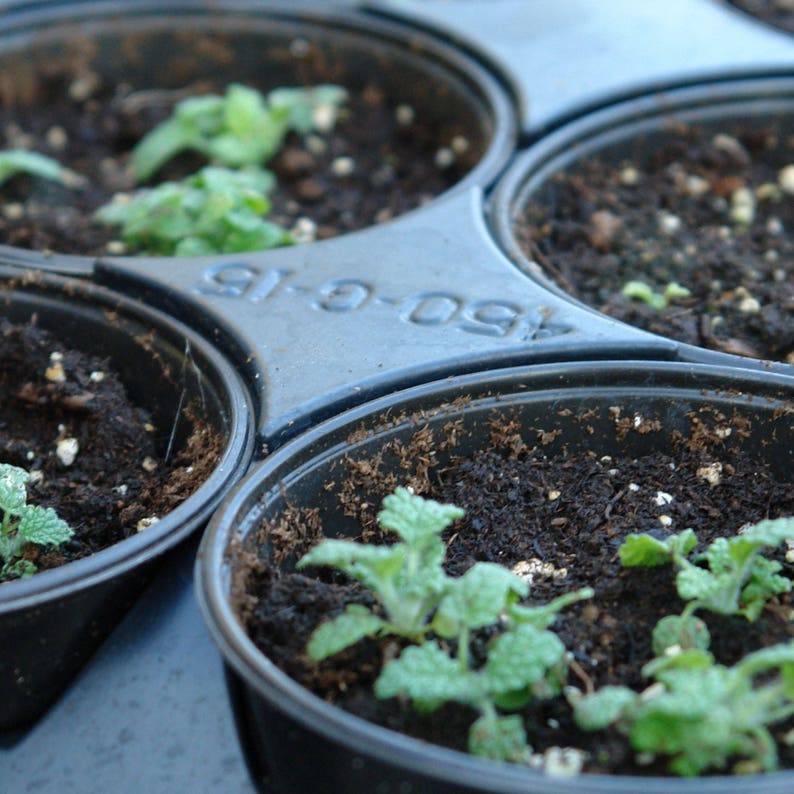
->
571, 685, 637, 731
652, 614, 711, 655
375, 644, 477, 708
298, 539, 405, 590
484, 625, 565, 696
18, 505, 73, 547
468, 714, 530, 761
740, 517, 794, 547
0, 463, 29, 515
619, 529, 697, 567
377, 487, 464, 547
306, 604, 385, 661
433, 562, 526, 637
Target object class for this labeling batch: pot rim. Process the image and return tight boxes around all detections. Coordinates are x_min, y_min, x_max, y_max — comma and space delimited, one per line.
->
0, 0, 516, 265
488, 72, 794, 369
197, 359, 794, 794
0, 268, 254, 614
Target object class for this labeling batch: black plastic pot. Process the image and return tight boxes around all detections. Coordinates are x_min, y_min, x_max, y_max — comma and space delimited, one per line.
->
490, 75, 794, 374
0, 267, 253, 730
0, 0, 514, 267
724, 1, 794, 36
198, 360, 794, 794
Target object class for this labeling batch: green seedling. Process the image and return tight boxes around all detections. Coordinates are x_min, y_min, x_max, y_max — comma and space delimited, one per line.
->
299, 487, 592, 762
93, 166, 293, 256
297, 487, 463, 651
620, 518, 794, 653
132, 82, 348, 181
571, 643, 794, 776
0, 463, 73, 581
0, 149, 84, 188
621, 280, 691, 310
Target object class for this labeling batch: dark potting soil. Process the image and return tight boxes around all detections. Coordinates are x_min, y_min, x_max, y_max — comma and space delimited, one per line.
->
0, 68, 472, 256
242, 422, 794, 777
515, 123, 794, 364
727, 0, 794, 34
0, 320, 220, 577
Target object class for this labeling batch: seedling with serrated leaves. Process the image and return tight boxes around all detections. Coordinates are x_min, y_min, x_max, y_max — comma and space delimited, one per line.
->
94, 166, 293, 256
571, 643, 794, 776
0, 463, 73, 581
619, 517, 794, 654
298, 487, 592, 762
131, 82, 348, 182
297, 487, 463, 651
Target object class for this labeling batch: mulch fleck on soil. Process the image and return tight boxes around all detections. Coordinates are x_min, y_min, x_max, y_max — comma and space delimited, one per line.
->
515, 123, 794, 364
0, 320, 221, 576
0, 69, 473, 255
242, 421, 794, 777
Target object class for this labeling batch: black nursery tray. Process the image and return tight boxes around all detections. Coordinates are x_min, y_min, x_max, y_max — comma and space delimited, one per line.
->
2, 1, 793, 792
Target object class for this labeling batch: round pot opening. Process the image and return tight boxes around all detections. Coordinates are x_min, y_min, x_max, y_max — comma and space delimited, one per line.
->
0, 267, 253, 729
199, 361, 794, 794
491, 76, 794, 368
0, 0, 514, 260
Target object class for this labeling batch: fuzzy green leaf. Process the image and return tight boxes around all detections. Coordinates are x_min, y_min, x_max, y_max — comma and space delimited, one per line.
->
468, 714, 530, 762
652, 614, 711, 655
0, 463, 29, 515
306, 604, 385, 661
484, 625, 565, 697
297, 539, 406, 591
377, 487, 464, 548
571, 685, 638, 731
739, 516, 794, 547
374, 643, 477, 708
740, 557, 791, 621
619, 529, 697, 567
433, 562, 527, 637
17, 505, 73, 547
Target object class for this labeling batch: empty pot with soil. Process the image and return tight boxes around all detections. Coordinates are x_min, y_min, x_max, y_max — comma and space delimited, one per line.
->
0, 0, 513, 262
198, 360, 793, 794
491, 76, 794, 369
0, 268, 252, 729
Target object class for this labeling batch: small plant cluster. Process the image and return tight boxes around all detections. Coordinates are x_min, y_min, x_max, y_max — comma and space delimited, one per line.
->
298, 487, 593, 763
0, 82, 347, 255
94, 83, 347, 255
0, 463, 73, 581
621, 279, 691, 310
301, 495, 794, 777
570, 517, 794, 776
